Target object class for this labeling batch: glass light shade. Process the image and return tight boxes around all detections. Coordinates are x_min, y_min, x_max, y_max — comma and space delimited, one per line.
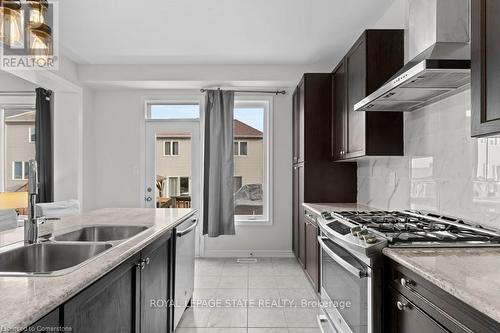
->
29, 7, 44, 25
0, 192, 28, 209
29, 27, 51, 58
0, 6, 23, 48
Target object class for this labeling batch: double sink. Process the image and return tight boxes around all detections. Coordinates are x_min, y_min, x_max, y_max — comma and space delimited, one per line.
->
0, 225, 149, 277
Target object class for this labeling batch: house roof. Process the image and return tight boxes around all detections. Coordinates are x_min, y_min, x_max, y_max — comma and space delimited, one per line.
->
234, 120, 262, 138
157, 120, 263, 139
5, 110, 35, 123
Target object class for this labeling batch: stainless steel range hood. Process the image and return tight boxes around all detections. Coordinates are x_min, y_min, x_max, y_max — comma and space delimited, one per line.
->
355, 0, 471, 112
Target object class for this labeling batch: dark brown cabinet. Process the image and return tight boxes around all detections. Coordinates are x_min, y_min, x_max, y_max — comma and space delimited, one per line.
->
304, 218, 318, 290
292, 73, 357, 289
471, 0, 500, 137
333, 30, 404, 161
27, 309, 61, 332
385, 258, 500, 333
62, 232, 172, 333
64, 254, 141, 333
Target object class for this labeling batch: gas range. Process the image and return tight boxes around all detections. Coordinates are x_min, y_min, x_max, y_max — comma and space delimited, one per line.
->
319, 210, 500, 254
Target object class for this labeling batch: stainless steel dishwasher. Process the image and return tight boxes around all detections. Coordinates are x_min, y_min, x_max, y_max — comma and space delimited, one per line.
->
173, 214, 198, 330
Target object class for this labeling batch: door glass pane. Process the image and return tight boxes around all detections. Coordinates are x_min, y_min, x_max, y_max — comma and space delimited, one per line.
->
156, 133, 192, 208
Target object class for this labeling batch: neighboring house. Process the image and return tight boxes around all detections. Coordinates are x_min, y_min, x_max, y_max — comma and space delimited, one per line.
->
155, 119, 263, 200
4, 111, 36, 192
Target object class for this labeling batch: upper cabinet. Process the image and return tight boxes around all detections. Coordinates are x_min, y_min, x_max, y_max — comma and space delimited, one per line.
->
333, 30, 405, 161
471, 0, 500, 137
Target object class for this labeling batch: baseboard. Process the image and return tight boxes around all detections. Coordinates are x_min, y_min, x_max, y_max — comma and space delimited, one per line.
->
202, 249, 294, 258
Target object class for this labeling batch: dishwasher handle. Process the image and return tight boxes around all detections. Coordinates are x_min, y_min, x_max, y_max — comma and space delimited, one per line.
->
177, 217, 199, 237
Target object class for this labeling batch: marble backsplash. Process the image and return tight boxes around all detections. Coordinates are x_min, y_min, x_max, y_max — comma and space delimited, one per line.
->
357, 90, 500, 228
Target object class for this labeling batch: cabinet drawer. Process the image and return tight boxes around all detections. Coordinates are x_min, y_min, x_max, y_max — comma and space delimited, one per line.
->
387, 259, 500, 333
389, 287, 449, 333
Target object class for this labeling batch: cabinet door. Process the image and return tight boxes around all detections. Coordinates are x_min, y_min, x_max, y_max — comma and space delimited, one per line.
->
140, 233, 170, 333
388, 288, 449, 333
471, 0, 500, 137
297, 164, 306, 267
332, 61, 347, 160
346, 38, 367, 158
298, 80, 305, 162
292, 165, 299, 258
305, 221, 319, 291
27, 309, 60, 332
64, 254, 141, 333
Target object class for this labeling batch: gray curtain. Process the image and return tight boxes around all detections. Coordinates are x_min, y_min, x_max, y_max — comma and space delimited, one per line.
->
203, 90, 235, 237
35, 88, 53, 203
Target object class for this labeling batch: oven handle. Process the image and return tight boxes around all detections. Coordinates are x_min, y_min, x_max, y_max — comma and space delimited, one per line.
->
318, 236, 368, 279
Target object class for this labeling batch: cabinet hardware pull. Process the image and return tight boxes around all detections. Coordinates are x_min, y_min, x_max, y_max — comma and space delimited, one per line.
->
400, 278, 414, 289
396, 301, 409, 311
145, 257, 150, 265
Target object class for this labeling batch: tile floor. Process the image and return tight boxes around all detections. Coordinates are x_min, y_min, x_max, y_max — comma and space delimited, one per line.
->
176, 257, 321, 333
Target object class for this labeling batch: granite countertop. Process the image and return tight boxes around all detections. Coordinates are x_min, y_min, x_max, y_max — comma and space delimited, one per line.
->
0, 208, 195, 332
302, 202, 377, 215
384, 247, 500, 324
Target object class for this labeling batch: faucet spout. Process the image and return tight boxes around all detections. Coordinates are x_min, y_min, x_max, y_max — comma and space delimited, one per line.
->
24, 160, 40, 245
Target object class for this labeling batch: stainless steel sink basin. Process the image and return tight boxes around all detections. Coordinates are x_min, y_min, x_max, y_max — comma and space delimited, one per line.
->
0, 242, 112, 276
53, 225, 148, 242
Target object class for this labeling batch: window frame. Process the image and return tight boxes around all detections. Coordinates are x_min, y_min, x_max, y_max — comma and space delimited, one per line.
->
146, 101, 200, 120
163, 140, 180, 156
233, 96, 273, 225
28, 127, 35, 143
12, 161, 28, 180
234, 141, 248, 156
167, 176, 191, 196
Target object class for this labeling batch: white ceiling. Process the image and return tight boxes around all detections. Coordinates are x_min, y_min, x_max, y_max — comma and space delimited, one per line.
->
59, 0, 395, 65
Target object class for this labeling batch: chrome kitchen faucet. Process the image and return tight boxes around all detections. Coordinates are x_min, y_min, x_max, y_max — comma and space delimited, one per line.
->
24, 160, 46, 245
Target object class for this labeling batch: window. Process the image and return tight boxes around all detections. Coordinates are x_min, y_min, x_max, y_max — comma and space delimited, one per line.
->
233, 97, 272, 224
168, 176, 190, 196
164, 141, 179, 156
29, 127, 36, 143
233, 176, 243, 193
147, 103, 200, 119
168, 177, 178, 196
12, 161, 29, 180
180, 177, 190, 196
234, 141, 248, 156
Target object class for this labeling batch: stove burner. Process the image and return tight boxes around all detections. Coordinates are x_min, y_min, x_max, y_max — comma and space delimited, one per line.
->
332, 210, 500, 247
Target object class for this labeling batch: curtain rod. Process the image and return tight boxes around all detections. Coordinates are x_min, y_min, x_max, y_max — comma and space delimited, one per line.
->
200, 88, 286, 95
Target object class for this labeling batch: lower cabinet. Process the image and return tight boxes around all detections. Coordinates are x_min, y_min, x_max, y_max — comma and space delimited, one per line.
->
385, 258, 500, 333
26, 309, 60, 332
304, 219, 319, 292
64, 253, 141, 333
59, 231, 172, 333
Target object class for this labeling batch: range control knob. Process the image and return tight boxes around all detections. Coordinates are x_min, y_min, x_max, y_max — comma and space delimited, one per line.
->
364, 234, 378, 244
357, 229, 369, 239
351, 226, 362, 236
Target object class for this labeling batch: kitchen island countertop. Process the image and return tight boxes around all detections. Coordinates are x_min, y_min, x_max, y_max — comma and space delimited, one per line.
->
0, 208, 195, 332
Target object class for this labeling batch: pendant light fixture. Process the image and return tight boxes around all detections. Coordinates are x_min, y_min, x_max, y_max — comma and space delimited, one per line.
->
0, 0, 23, 48
28, 0, 51, 58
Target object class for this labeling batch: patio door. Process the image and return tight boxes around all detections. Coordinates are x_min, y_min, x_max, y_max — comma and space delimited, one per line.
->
144, 120, 201, 253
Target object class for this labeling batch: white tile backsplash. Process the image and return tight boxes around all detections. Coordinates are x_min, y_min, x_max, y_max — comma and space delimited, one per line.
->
357, 90, 500, 228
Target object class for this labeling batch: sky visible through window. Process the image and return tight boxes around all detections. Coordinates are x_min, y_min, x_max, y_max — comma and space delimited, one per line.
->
150, 104, 264, 132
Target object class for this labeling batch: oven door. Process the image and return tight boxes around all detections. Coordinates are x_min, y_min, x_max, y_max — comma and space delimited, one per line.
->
318, 235, 371, 333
